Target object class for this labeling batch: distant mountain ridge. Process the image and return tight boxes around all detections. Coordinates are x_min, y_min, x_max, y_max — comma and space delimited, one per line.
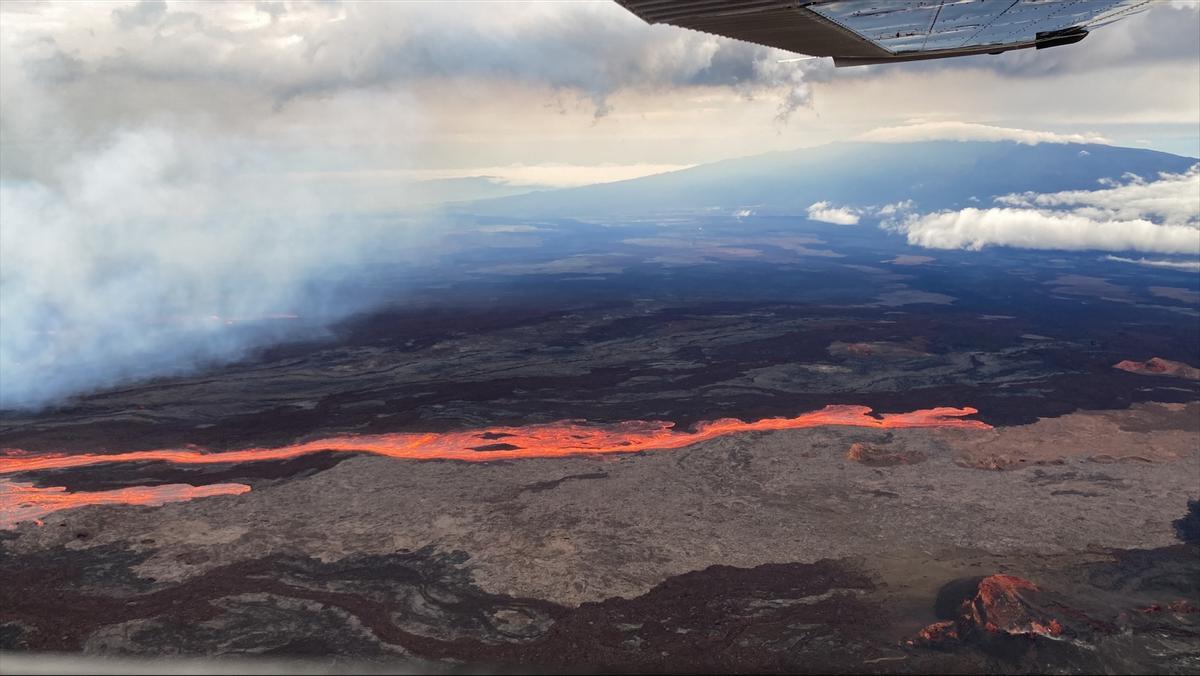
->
460, 141, 1197, 219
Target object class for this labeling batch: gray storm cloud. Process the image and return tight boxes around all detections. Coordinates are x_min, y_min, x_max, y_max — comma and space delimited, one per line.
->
26, 1, 824, 122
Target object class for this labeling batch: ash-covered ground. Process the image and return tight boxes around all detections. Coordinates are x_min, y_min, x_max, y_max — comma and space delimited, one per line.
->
3, 216, 1199, 673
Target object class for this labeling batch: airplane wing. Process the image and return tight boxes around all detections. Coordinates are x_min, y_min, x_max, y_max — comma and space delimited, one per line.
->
616, 0, 1151, 66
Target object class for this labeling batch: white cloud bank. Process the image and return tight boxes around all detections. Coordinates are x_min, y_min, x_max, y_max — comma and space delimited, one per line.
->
806, 201, 860, 225
901, 209, 1199, 254
891, 165, 1200, 255
856, 122, 1111, 146
997, 165, 1200, 226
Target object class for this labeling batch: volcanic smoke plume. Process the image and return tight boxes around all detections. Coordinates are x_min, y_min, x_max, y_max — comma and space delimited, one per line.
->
0, 0, 833, 412
0, 126, 434, 411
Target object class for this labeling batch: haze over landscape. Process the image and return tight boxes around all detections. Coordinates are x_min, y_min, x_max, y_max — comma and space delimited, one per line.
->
1, 1, 1198, 674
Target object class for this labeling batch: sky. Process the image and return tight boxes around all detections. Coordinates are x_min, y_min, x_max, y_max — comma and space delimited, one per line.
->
0, 0, 1198, 408
2, 0, 1198, 197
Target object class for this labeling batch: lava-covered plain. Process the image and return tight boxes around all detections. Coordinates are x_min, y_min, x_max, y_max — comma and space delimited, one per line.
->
2, 219, 1198, 673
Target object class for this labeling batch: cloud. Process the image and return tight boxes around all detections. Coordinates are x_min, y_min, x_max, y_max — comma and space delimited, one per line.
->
876, 200, 914, 217
255, 1, 286, 24
807, 201, 860, 225
898, 208, 1199, 254
111, 0, 166, 30
996, 165, 1200, 227
403, 163, 695, 188
855, 122, 1111, 146
1, 1, 825, 132
1105, 255, 1200, 272
889, 166, 1200, 255
809, 199, 915, 225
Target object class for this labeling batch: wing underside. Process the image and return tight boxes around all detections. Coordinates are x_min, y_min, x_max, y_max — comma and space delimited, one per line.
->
617, 0, 1151, 66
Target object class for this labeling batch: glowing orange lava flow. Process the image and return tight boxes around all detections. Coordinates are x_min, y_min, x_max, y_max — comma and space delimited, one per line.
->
0, 480, 251, 529
0, 405, 989, 475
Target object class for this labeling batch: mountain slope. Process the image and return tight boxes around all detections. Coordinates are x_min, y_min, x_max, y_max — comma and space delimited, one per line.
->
462, 141, 1197, 218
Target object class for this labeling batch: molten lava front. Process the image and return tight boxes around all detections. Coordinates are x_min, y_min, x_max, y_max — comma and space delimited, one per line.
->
0, 405, 988, 527
0, 405, 987, 473
0, 480, 251, 529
